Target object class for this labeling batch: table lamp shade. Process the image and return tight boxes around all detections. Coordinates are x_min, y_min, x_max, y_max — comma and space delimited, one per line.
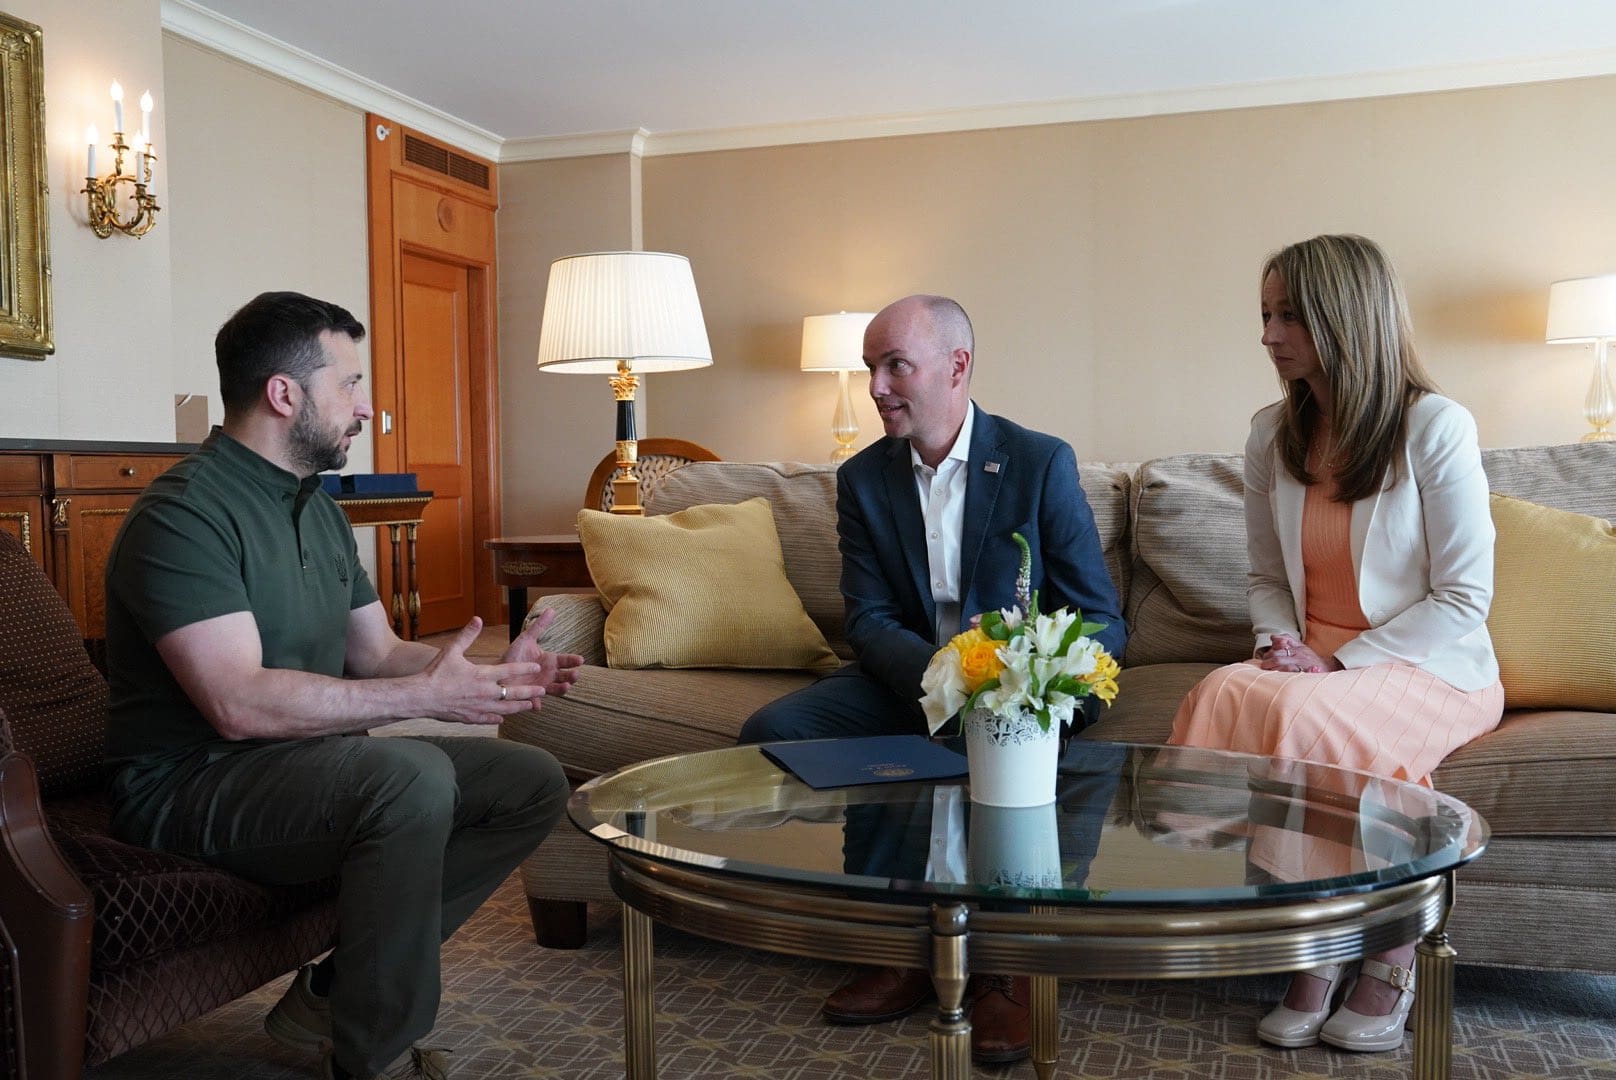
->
536, 251, 713, 373
800, 311, 874, 372
1546, 275, 1616, 343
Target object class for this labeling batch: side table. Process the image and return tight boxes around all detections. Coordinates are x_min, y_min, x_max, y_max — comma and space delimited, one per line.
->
486, 534, 591, 639
333, 492, 433, 641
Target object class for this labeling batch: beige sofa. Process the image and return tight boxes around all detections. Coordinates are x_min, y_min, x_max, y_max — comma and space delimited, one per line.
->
502, 445, 1616, 974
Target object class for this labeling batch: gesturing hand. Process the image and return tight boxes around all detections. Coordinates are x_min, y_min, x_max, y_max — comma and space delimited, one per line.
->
419, 617, 553, 725
501, 607, 584, 700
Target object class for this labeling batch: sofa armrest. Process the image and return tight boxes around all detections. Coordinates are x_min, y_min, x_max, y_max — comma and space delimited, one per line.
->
524, 593, 607, 667
0, 746, 94, 1080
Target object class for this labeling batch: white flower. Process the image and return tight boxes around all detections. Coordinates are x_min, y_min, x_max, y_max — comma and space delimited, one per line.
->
1027, 609, 1077, 657
999, 606, 1023, 630
920, 648, 968, 735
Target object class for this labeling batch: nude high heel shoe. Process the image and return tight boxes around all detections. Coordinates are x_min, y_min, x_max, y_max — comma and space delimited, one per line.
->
1256, 962, 1348, 1048
1318, 958, 1415, 1052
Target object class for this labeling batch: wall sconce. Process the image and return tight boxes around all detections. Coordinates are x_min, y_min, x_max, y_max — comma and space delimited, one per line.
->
82, 81, 160, 238
800, 311, 874, 463
1545, 275, 1616, 443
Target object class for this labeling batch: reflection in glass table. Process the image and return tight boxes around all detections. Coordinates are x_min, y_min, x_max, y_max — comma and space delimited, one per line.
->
571, 740, 1486, 1080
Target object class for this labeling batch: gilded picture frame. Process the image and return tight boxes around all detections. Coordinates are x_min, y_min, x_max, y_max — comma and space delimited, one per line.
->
0, 12, 52, 359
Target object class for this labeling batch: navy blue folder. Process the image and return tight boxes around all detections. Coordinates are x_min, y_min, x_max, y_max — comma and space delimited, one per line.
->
761, 735, 967, 790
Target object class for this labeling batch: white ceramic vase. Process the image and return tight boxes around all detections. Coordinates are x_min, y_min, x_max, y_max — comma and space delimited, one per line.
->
962, 704, 1060, 807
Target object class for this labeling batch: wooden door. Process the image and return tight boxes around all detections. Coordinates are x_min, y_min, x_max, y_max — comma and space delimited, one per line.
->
366, 115, 502, 637
399, 255, 476, 631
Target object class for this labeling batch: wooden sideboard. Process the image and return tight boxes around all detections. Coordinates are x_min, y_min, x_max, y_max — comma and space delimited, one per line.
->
0, 440, 194, 640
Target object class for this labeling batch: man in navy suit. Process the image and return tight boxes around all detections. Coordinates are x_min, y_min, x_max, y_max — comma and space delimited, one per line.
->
739, 294, 1125, 1064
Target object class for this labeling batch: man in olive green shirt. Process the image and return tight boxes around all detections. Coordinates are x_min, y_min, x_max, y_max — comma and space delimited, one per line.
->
105, 292, 579, 1080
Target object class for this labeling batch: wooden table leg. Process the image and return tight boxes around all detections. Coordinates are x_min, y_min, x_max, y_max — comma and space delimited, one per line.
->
386, 523, 405, 637
1413, 872, 1457, 1080
929, 903, 972, 1080
622, 903, 658, 1079
507, 585, 528, 641
405, 522, 421, 641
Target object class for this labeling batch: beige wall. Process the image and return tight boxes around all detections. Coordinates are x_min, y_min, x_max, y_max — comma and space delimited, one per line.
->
496, 154, 639, 532
644, 75, 1616, 466
161, 35, 370, 469
2, 0, 174, 441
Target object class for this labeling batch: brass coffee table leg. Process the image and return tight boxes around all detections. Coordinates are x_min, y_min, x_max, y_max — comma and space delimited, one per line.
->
929, 903, 972, 1079
622, 903, 657, 1079
1412, 872, 1457, 1080
1030, 975, 1058, 1079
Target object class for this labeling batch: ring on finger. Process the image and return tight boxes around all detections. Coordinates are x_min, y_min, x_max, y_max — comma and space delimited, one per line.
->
499, 684, 508, 701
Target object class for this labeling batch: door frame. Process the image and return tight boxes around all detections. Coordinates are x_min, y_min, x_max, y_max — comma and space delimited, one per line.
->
365, 113, 504, 629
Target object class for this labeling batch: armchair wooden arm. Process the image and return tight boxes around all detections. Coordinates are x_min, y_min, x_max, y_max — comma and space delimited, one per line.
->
0, 745, 93, 1080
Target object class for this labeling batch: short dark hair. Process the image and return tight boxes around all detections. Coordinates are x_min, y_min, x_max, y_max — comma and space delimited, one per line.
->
215, 292, 366, 414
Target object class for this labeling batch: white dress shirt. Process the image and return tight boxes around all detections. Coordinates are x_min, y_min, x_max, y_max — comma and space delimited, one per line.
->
912, 404, 976, 644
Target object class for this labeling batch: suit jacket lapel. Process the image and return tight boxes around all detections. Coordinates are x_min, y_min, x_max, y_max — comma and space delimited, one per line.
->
883, 440, 933, 629
960, 408, 1006, 613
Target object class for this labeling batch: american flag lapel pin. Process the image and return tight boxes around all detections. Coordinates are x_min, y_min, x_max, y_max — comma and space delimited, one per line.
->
984, 461, 1002, 474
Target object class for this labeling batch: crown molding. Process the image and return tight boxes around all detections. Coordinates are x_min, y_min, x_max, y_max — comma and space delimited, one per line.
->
501, 128, 649, 163
160, 0, 501, 160
637, 47, 1616, 157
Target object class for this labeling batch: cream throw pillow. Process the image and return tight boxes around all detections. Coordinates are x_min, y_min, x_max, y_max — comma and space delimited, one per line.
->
1487, 493, 1616, 710
577, 498, 840, 672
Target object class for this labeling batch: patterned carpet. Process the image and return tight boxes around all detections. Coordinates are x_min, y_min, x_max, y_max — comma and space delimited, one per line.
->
87, 873, 1616, 1080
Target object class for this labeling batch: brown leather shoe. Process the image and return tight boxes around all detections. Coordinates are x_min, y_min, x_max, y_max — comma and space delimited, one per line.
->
969, 974, 1031, 1064
822, 966, 935, 1024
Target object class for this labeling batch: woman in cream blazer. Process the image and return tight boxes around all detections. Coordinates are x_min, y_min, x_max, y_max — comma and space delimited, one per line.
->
1170, 235, 1504, 1056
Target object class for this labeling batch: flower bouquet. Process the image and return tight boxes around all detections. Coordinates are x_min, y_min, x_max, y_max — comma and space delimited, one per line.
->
919, 533, 1118, 805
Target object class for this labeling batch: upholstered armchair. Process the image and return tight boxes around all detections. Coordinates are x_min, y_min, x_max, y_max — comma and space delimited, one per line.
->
0, 530, 338, 1079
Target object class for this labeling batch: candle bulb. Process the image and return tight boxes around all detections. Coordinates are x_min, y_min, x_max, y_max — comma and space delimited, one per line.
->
86, 125, 98, 177
110, 80, 123, 135
140, 91, 152, 143
131, 139, 144, 183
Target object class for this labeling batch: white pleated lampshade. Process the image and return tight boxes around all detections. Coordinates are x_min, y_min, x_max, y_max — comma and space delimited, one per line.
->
800, 311, 875, 372
536, 251, 713, 374
1546, 275, 1616, 343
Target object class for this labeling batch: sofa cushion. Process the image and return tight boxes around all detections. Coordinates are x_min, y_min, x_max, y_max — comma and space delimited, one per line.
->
1433, 709, 1616, 835
1482, 442, 1616, 521
1487, 494, 1616, 710
578, 499, 839, 672
651, 462, 849, 658
1122, 454, 1253, 668
501, 667, 820, 780
0, 529, 110, 798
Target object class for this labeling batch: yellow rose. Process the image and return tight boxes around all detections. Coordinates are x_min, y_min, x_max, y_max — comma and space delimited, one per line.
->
949, 628, 1003, 692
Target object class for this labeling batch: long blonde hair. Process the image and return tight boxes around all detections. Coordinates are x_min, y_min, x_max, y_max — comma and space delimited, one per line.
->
1265, 234, 1438, 503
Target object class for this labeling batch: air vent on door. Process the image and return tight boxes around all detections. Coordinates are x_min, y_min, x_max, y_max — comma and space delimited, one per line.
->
403, 133, 491, 191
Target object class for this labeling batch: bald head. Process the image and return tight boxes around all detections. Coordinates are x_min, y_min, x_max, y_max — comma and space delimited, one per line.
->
874, 294, 974, 362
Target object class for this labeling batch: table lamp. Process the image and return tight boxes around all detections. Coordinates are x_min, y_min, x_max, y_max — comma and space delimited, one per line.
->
537, 252, 713, 513
1546, 274, 1616, 443
800, 311, 874, 463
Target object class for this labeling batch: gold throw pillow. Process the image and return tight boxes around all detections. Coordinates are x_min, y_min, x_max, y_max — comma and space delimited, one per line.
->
1487, 493, 1616, 710
577, 498, 840, 672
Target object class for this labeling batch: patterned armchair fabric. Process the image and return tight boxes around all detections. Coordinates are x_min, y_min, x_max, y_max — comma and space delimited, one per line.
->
0, 529, 338, 1078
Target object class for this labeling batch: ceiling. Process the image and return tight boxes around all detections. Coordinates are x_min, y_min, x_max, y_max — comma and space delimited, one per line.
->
176, 0, 1616, 154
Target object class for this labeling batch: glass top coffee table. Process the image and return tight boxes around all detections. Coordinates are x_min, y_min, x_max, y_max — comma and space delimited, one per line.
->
570, 740, 1487, 1080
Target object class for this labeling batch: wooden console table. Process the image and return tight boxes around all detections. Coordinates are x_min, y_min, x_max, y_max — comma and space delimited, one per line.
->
334, 492, 433, 641
485, 534, 590, 640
